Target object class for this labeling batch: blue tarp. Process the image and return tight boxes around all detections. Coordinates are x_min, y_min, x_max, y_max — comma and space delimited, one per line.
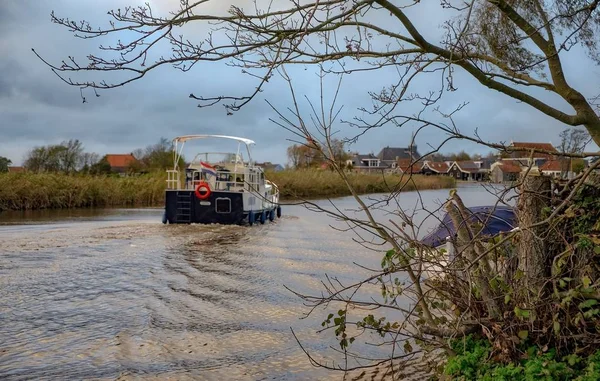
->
420, 205, 516, 248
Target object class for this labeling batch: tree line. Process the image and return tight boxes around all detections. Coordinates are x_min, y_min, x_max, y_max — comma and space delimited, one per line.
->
286, 138, 350, 169
286, 129, 594, 171
0, 138, 181, 174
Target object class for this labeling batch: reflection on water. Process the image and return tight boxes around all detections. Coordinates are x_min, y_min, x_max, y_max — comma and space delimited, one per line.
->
0, 207, 160, 225
0, 185, 510, 380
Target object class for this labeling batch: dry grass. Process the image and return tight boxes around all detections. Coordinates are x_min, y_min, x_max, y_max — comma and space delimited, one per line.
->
266, 170, 456, 199
0, 172, 165, 210
0, 170, 455, 210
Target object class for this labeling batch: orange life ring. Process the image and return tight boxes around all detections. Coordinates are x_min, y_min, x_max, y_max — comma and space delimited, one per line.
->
194, 181, 211, 200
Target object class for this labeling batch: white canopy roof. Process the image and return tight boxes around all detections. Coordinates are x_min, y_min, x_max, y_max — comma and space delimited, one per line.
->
172, 135, 255, 146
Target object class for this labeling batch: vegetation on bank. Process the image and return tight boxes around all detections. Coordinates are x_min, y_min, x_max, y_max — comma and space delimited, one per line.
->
0, 172, 165, 210
266, 170, 456, 199
444, 335, 600, 380
0, 170, 456, 210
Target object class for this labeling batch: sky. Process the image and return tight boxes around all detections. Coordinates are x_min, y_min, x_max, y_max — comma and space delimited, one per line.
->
1, 0, 599, 166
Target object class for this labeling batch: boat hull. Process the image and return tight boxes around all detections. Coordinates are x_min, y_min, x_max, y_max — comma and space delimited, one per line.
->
164, 190, 246, 224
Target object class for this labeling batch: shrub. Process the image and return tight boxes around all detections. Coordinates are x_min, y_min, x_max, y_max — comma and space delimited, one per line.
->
444, 335, 600, 381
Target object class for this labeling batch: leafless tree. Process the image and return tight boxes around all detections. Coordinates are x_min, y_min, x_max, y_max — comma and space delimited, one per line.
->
23, 139, 84, 173
34, 0, 600, 377
34, 0, 600, 146
558, 127, 592, 175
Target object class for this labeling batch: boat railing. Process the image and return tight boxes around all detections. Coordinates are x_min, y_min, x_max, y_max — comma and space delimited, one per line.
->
166, 170, 180, 190
266, 180, 280, 204
182, 169, 263, 192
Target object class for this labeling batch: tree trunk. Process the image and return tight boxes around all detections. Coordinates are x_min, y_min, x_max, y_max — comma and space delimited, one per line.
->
517, 175, 552, 296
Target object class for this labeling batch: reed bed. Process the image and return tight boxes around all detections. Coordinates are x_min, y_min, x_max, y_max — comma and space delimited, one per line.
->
0, 170, 455, 210
0, 172, 165, 211
266, 170, 456, 199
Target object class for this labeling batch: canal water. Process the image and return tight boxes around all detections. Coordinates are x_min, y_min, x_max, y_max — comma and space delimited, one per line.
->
0, 185, 510, 380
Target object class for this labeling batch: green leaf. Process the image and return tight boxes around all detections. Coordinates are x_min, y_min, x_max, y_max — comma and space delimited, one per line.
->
583, 276, 592, 288
578, 299, 598, 309
564, 354, 580, 366
403, 341, 413, 353
349, 337, 355, 344
553, 321, 560, 335
327, 313, 334, 320
584, 308, 600, 318
514, 307, 531, 319
514, 270, 523, 280
518, 330, 529, 340
594, 246, 600, 255
504, 294, 511, 305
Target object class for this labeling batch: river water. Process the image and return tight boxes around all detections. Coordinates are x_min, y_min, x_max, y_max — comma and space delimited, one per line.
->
0, 185, 510, 380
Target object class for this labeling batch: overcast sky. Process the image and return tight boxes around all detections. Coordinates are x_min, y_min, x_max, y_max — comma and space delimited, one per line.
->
1, 1, 599, 166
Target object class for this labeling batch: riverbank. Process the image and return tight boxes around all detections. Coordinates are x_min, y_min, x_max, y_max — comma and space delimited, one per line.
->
266, 170, 456, 199
0, 170, 456, 210
0, 172, 165, 210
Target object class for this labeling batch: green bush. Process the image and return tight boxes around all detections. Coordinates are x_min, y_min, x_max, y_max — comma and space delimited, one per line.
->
444, 335, 600, 381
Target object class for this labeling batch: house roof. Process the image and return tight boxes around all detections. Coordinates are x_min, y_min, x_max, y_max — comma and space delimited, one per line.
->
509, 142, 558, 159
510, 142, 558, 152
377, 146, 420, 161
451, 161, 480, 173
256, 162, 284, 171
539, 160, 563, 172
423, 161, 449, 173
355, 153, 378, 161
7, 166, 25, 173
397, 158, 423, 173
496, 161, 522, 173
352, 153, 387, 168
105, 154, 138, 168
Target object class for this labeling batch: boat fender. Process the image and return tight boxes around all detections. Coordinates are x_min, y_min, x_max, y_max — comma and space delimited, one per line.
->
276, 206, 282, 218
269, 208, 275, 221
162, 212, 168, 224
194, 181, 211, 200
248, 211, 255, 226
260, 210, 266, 224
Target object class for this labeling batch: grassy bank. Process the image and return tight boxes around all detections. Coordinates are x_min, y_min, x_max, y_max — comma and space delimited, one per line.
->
0, 172, 165, 211
266, 170, 456, 199
0, 170, 455, 211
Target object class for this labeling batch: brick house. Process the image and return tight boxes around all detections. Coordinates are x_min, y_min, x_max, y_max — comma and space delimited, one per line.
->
504, 141, 558, 167
104, 154, 139, 174
420, 161, 449, 176
7, 166, 25, 173
377, 146, 421, 168
490, 161, 522, 183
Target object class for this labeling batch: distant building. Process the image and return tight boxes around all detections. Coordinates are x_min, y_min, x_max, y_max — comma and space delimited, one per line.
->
490, 161, 522, 183
420, 161, 449, 176
348, 153, 388, 173
539, 159, 570, 178
448, 161, 487, 181
504, 141, 558, 167
396, 158, 423, 174
377, 146, 421, 168
104, 154, 139, 174
7, 166, 25, 173
256, 162, 284, 172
